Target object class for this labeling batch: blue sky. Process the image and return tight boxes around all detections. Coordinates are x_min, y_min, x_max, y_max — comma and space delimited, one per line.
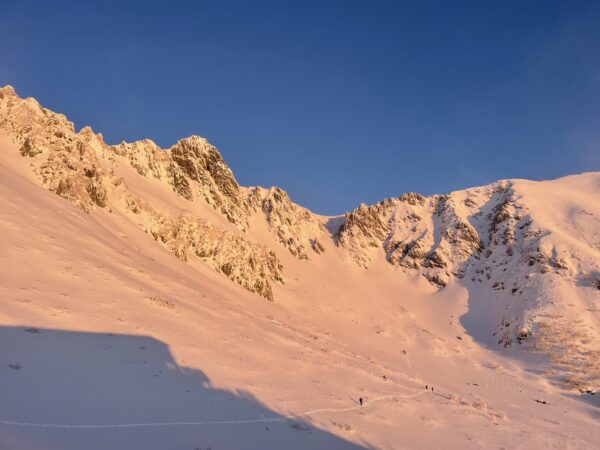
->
1, 1, 599, 214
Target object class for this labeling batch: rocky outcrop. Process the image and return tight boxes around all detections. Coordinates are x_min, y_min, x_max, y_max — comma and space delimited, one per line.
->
335, 202, 391, 267
249, 186, 326, 259
169, 136, 248, 226
0, 86, 114, 212
113, 139, 170, 179
19, 137, 42, 157
335, 192, 483, 285
113, 136, 249, 228
137, 208, 284, 302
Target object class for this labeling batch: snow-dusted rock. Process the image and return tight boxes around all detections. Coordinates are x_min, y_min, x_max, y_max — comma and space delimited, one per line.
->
249, 186, 325, 259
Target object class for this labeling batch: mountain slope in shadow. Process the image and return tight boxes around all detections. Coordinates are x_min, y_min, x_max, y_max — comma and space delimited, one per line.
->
0, 326, 367, 450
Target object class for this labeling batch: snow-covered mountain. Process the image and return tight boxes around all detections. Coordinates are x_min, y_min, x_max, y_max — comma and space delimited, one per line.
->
1, 85, 599, 449
337, 175, 600, 392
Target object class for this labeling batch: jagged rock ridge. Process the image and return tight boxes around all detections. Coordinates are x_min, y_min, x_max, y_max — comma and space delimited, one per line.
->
0, 85, 327, 300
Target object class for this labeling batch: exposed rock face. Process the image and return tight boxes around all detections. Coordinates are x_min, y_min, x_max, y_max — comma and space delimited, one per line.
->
19, 137, 42, 157
334, 182, 570, 292
131, 206, 284, 302
335, 192, 482, 286
114, 136, 249, 228
113, 139, 170, 179
169, 136, 248, 226
0, 86, 112, 212
248, 186, 326, 260
336, 203, 390, 267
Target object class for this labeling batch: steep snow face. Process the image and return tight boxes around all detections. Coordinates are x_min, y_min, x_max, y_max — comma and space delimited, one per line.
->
471, 175, 600, 392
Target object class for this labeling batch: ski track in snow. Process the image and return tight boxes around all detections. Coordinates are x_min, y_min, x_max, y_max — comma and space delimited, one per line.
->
0, 390, 427, 429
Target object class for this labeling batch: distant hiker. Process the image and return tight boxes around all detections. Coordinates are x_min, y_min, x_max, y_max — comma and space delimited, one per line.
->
359, 397, 363, 406
426, 385, 428, 390
431, 386, 434, 392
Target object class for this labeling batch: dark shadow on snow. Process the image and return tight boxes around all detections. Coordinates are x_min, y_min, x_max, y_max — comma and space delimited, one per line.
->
0, 326, 368, 450
324, 216, 345, 240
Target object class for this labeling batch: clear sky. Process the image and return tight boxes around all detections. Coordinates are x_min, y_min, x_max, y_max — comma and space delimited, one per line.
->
1, 1, 599, 215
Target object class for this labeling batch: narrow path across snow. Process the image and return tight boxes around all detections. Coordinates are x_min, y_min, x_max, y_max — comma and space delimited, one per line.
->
0, 391, 428, 429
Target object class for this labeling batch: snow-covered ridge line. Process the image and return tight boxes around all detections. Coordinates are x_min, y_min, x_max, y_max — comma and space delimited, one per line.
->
1, 85, 600, 394
0, 85, 327, 301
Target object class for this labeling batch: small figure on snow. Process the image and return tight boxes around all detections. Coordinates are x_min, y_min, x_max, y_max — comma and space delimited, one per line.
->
359, 397, 363, 406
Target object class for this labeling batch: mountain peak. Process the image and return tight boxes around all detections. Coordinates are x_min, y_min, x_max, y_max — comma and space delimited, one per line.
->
176, 134, 210, 146
0, 85, 18, 99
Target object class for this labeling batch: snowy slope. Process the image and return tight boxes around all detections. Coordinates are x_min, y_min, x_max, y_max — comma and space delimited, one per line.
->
1, 85, 600, 449
337, 175, 600, 393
